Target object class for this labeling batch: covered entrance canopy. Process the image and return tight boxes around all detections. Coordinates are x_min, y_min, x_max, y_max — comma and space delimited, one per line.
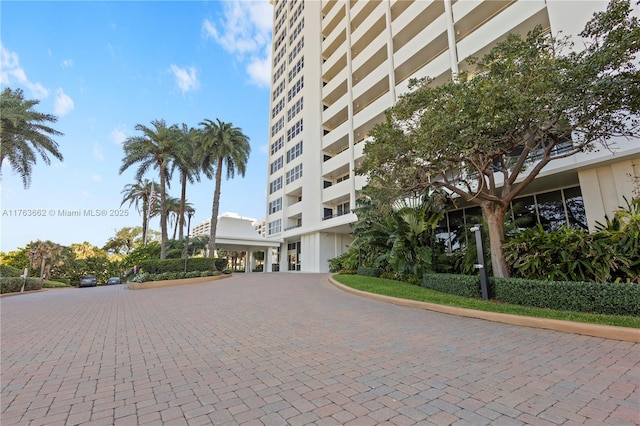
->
210, 214, 283, 272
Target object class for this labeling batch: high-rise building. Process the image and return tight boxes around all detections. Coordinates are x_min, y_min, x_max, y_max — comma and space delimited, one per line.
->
265, 0, 640, 273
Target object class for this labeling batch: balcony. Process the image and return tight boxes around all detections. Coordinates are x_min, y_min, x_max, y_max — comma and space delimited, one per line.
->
322, 179, 351, 204
322, 149, 351, 177
322, 97, 349, 130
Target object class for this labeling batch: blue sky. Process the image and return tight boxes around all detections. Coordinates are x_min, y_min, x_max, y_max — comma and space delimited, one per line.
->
1, 0, 273, 253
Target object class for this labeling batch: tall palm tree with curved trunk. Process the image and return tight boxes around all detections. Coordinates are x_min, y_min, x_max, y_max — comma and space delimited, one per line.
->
120, 179, 157, 245
172, 124, 201, 240
197, 119, 251, 262
119, 119, 178, 259
0, 87, 64, 188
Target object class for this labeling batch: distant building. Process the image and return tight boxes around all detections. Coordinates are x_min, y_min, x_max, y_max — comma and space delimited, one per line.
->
265, 0, 640, 272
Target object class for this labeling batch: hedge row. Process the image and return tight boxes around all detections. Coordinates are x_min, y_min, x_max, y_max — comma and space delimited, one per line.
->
1, 265, 22, 277
422, 273, 640, 316
493, 278, 640, 317
139, 258, 228, 274
357, 267, 382, 277
0, 277, 42, 294
423, 273, 481, 299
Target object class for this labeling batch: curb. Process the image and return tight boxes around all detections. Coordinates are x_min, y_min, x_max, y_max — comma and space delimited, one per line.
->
328, 277, 640, 343
126, 274, 231, 290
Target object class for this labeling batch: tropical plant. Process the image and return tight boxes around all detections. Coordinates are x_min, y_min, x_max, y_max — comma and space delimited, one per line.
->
119, 119, 179, 258
358, 0, 640, 277
120, 179, 157, 244
172, 124, 201, 240
197, 118, 251, 261
0, 87, 64, 188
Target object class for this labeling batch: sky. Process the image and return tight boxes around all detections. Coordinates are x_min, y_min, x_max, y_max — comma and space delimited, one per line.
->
1, 0, 274, 253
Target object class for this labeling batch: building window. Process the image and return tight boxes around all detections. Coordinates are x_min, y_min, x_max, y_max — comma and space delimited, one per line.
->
270, 136, 284, 155
287, 119, 303, 142
270, 156, 283, 174
287, 77, 304, 102
268, 219, 282, 235
286, 141, 303, 163
286, 163, 303, 184
271, 117, 284, 137
273, 46, 286, 68
269, 198, 282, 214
436, 186, 587, 253
272, 80, 285, 102
288, 57, 304, 82
272, 98, 285, 118
288, 37, 304, 63
336, 173, 349, 183
287, 98, 303, 122
289, 17, 304, 45
273, 62, 286, 84
337, 201, 350, 216
289, 2, 304, 27
269, 176, 283, 194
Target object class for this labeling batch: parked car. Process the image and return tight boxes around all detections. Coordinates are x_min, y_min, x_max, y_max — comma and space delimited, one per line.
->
107, 277, 121, 285
79, 276, 97, 287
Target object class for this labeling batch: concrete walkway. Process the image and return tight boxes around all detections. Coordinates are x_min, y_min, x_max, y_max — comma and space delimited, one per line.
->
1, 273, 638, 425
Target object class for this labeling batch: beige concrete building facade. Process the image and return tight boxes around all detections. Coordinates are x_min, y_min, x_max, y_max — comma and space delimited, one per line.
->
265, 0, 640, 273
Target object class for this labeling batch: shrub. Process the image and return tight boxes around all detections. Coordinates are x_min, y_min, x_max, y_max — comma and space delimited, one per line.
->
328, 248, 359, 272
492, 277, 640, 316
0, 277, 42, 293
423, 273, 481, 298
504, 199, 640, 283
139, 257, 227, 274
0, 265, 22, 277
357, 267, 382, 277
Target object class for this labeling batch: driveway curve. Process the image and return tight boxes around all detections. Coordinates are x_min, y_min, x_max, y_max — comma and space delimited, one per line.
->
1, 273, 638, 425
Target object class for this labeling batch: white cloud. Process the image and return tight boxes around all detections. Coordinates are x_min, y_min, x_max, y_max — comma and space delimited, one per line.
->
54, 88, 74, 116
169, 64, 199, 93
202, 0, 272, 88
0, 43, 50, 99
93, 143, 104, 161
92, 175, 103, 182
61, 59, 74, 68
110, 125, 128, 145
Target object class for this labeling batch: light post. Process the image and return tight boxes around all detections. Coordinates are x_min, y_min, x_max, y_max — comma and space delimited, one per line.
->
470, 224, 490, 300
183, 209, 195, 273
21, 249, 37, 293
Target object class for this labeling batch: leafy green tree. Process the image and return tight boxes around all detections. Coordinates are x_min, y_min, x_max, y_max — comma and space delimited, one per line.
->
103, 226, 143, 255
120, 179, 157, 244
121, 241, 161, 268
0, 87, 64, 188
172, 124, 201, 240
0, 247, 30, 271
197, 119, 251, 260
120, 120, 179, 259
360, 0, 640, 277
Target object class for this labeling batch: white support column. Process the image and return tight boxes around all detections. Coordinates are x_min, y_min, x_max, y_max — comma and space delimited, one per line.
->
266, 249, 273, 272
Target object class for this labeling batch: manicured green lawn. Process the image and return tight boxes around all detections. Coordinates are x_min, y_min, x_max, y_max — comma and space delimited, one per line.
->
333, 274, 640, 329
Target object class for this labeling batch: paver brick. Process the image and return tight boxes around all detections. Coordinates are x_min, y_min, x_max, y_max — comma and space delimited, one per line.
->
1, 273, 638, 426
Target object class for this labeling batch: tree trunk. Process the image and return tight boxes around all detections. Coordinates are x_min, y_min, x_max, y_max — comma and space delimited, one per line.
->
178, 173, 187, 240
483, 205, 510, 278
142, 198, 148, 245
208, 158, 224, 264
159, 170, 168, 259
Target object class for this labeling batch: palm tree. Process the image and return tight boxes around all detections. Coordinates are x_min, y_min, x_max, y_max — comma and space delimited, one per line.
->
119, 119, 178, 259
197, 119, 251, 262
171, 124, 201, 240
0, 87, 64, 188
120, 179, 157, 245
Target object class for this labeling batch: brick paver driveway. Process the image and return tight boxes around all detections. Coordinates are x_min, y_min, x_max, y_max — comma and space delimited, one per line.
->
2, 273, 638, 425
